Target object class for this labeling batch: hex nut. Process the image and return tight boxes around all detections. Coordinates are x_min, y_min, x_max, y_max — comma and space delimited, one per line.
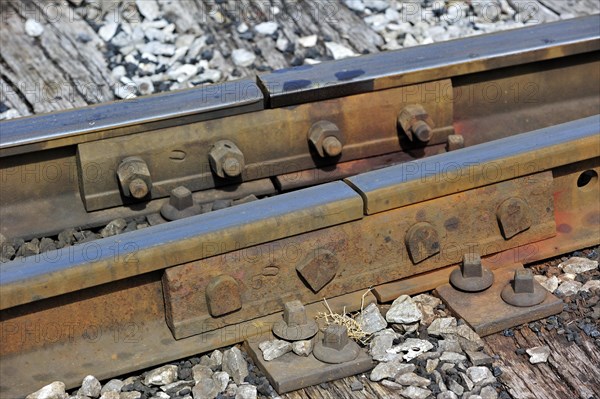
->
397, 104, 435, 142
308, 120, 344, 158
116, 157, 152, 199
208, 140, 245, 178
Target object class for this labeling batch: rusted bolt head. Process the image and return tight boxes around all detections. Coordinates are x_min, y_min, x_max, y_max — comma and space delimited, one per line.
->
513, 269, 534, 293
450, 252, 494, 292
205, 275, 242, 317
284, 300, 307, 327
323, 324, 349, 350
447, 134, 465, 151
222, 157, 242, 177
412, 120, 433, 142
501, 268, 546, 307
296, 249, 339, 293
463, 253, 483, 278
313, 324, 360, 364
322, 136, 343, 157
497, 197, 532, 239
397, 104, 435, 143
208, 140, 245, 179
308, 120, 344, 158
117, 156, 152, 199
170, 186, 193, 210
128, 178, 149, 199
273, 300, 318, 341
160, 186, 202, 221
405, 222, 440, 264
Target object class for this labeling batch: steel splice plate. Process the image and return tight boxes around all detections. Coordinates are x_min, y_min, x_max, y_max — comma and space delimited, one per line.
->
435, 264, 563, 336
245, 333, 375, 394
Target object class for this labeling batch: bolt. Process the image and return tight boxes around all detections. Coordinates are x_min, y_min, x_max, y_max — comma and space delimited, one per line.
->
223, 157, 242, 178
313, 324, 360, 364
205, 275, 242, 317
405, 222, 440, 264
397, 104, 435, 143
462, 253, 483, 277
128, 178, 149, 199
412, 120, 433, 142
284, 300, 307, 327
497, 197, 532, 239
513, 269, 534, 293
117, 156, 152, 199
308, 120, 344, 158
208, 140, 245, 179
160, 186, 202, 221
170, 186, 193, 210
273, 300, 318, 341
447, 134, 465, 151
501, 268, 547, 307
450, 252, 494, 292
322, 136, 343, 157
322, 324, 349, 350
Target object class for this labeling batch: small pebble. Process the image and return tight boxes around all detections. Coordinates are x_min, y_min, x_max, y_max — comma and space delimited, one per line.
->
25, 19, 44, 37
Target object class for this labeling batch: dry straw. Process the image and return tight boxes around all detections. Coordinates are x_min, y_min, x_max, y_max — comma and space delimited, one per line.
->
315, 288, 374, 345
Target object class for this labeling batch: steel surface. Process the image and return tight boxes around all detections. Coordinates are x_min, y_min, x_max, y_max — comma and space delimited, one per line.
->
346, 115, 600, 214
436, 264, 563, 336
258, 16, 600, 107
163, 173, 554, 339
373, 157, 600, 302
0, 80, 264, 156
75, 82, 453, 211
0, 181, 363, 310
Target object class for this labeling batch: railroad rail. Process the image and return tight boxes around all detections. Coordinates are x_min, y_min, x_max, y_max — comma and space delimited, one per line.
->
0, 16, 599, 398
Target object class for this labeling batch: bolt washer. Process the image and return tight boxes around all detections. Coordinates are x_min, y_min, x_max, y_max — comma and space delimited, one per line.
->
501, 269, 547, 307
313, 325, 360, 364
272, 301, 318, 341
450, 268, 494, 292
449, 253, 494, 292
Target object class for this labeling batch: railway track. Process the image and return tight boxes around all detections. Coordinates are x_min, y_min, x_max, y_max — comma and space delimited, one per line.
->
0, 16, 599, 398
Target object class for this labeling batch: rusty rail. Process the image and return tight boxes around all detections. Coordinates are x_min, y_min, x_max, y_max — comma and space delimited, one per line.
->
1, 16, 599, 239
0, 16, 599, 398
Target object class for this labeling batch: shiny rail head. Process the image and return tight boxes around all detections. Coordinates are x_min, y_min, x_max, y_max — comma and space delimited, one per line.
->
0, 180, 364, 311
345, 115, 600, 215
258, 15, 600, 107
0, 79, 264, 154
